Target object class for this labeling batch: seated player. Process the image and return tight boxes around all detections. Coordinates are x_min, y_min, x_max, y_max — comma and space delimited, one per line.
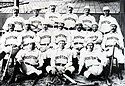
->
0, 23, 21, 72
8, 39, 44, 86
46, 38, 75, 84
78, 43, 107, 80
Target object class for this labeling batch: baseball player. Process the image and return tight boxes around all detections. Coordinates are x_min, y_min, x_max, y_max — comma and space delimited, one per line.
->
61, 3, 78, 30
86, 23, 103, 51
0, 23, 22, 72
52, 19, 71, 49
99, 6, 123, 37
71, 21, 87, 49
78, 6, 96, 31
36, 20, 52, 52
2, 6, 25, 32
19, 20, 36, 49
8, 39, 44, 85
78, 43, 107, 79
28, 7, 44, 33
101, 24, 124, 80
45, 2, 61, 32
71, 22, 87, 73
46, 38, 75, 83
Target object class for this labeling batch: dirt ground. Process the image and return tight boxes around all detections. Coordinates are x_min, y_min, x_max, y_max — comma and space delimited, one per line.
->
0, 68, 125, 86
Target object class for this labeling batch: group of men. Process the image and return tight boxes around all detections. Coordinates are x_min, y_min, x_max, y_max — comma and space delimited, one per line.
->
0, 2, 124, 85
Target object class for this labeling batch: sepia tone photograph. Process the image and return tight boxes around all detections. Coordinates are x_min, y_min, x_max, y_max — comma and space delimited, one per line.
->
0, 0, 125, 86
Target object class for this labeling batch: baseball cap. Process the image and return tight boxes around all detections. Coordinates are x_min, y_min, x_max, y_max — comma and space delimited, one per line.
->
67, 3, 74, 8
103, 6, 110, 11
84, 6, 90, 9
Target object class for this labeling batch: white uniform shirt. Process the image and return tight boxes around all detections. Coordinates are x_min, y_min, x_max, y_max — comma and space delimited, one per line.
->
61, 13, 78, 28
16, 49, 44, 67
79, 49, 107, 68
52, 29, 71, 47
99, 15, 123, 38
45, 12, 61, 25
20, 30, 36, 44
79, 14, 96, 28
50, 48, 72, 68
0, 31, 22, 48
36, 30, 52, 44
86, 31, 103, 44
3, 16, 25, 31
28, 16, 45, 32
101, 32, 124, 49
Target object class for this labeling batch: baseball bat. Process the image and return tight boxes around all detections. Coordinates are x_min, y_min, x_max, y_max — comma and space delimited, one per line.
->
63, 74, 77, 84
1, 48, 12, 81
108, 43, 116, 77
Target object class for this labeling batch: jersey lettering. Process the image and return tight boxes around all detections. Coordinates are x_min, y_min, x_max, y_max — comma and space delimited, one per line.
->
101, 21, 111, 24
64, 17, 76, 22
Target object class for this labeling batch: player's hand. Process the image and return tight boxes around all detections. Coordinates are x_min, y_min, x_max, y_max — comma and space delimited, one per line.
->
4, 46, 12, 53
57, 66, 65, 74
51, 68, 56, 75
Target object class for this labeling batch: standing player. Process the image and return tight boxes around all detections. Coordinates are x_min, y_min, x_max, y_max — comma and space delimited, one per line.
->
86, 23, 103, 51
46, 38, 75, 84
45, 2, 61, 32
99, 6, 123, 37
78, 6, 96, 31
61, 3, 78, 30
101, 24, 124, 79
28, 7, 44, 33
2, 6, 25, 32
78, 43, 107, 79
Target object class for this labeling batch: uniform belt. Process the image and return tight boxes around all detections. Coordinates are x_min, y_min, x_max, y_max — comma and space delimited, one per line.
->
55, 63, 65, 66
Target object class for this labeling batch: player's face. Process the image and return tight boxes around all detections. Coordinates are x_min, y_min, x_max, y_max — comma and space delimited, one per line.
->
76, 24, 82, 32
73, 42, 83, 50
13, 9, 19, 16
86, 43, 94, 51
43, 24, 48, 30
92, 24, 98, 32
67, 6, 73, 13
23, 43, 33, 50
25, 24, 31, 30
39, 43, 50, 52
8, 24, 15, 32
33, 9, 40, 17
58, 40, 66, 49
50, 5, 56, 12
110, 24, 117, 33
84, 8, 90, 15
58, 23, 64, 30
103, 10, 110, 16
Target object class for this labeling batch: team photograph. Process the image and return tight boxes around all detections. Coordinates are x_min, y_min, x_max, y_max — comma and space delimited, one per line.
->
0, 0, 125, 86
